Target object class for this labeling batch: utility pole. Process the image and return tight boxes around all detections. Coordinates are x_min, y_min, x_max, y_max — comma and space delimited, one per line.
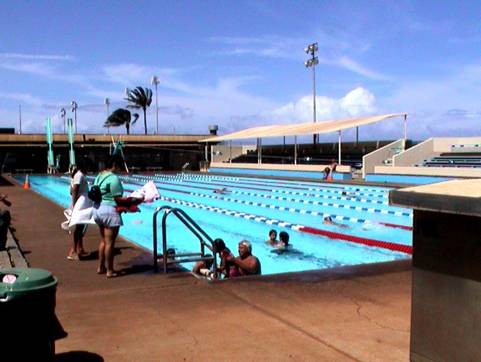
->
18, 104, 22, 134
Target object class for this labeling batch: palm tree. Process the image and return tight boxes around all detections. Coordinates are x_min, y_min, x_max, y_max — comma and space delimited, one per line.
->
104, 108, 139, 135
125, 87, 153, 135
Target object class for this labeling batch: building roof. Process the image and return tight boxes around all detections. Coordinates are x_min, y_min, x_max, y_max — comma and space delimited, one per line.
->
200, 113, 407, 142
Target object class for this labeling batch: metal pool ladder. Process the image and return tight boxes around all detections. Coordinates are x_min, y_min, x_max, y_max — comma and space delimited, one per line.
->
153, 205, 217, 274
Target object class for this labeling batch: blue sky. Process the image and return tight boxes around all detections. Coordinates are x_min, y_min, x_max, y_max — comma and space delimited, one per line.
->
1, 0, 481, 141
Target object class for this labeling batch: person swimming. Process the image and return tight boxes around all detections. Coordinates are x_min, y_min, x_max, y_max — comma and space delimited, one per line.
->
323, 216, 349, 229
213, 187, 230, 194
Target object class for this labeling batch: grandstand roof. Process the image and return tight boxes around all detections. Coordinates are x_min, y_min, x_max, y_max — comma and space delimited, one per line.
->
200, 113, 407, 142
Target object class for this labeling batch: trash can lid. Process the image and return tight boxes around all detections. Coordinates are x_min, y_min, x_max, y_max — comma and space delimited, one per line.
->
0, 268, 57, 300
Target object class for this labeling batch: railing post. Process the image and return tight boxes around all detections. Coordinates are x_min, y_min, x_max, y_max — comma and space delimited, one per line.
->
162, 212, 169, 273
153, 208, 159, 272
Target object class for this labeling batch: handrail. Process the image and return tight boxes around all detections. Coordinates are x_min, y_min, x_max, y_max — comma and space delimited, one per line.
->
153, 205, 217, 274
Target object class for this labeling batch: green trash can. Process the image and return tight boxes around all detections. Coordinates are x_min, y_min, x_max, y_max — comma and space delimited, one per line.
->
0, 268, 59, 360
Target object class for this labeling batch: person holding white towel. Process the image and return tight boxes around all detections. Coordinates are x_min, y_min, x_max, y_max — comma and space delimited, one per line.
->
67, 159, 90, 260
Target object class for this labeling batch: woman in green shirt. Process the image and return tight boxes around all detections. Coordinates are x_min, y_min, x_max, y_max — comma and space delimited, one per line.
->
92, 155, 125, 278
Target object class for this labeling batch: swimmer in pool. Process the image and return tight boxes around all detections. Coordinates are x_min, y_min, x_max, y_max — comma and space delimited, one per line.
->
265, 229, 278, 246
323, 216, 349, 229
213, 187, 230, 194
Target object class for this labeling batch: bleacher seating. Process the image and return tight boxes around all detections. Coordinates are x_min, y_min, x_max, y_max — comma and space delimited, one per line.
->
231, 140, 406, 169
421, 153, 481, 168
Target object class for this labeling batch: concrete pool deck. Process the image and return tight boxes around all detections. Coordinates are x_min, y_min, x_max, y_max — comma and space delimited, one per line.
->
3, 181, 412, 361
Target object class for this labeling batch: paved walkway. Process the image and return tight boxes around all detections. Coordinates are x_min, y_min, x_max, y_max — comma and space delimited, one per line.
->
3, 181, 412, 362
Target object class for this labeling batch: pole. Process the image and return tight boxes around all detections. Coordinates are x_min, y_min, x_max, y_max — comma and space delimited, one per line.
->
155, 82, 159, 134
338, 130, 342, 165
258, 138, 262, 164
356, 126, 359, 145
294, 136, 298, 165
403, 114, 407, 140
74, 108, 77, 133
106, 100, 110, 135
205, 143, 208, 162
18, 105, 22, 134
229, 140, 232, 163
313, 65, 317, 145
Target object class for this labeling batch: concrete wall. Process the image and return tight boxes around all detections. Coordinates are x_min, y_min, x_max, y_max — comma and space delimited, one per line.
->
374, 165, 481, 178
392, 137, 481, 167
362, 139, 404, 178
410, 210, 481, 361
393, 138, 435, 167
209, 162, 351, 173
432, 136, 481, 152
211, 144, 256, 163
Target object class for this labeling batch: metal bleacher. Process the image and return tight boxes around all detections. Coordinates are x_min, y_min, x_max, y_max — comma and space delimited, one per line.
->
421, 143, 481, 168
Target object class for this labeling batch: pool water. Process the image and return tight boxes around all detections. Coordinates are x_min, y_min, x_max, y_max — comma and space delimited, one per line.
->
20, 174, 412, 275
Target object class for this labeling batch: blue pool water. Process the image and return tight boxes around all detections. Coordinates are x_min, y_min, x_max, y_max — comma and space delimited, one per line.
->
19, 174, 413, 275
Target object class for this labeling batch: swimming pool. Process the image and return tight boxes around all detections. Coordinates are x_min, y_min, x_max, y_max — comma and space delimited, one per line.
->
19, 174, 412, 275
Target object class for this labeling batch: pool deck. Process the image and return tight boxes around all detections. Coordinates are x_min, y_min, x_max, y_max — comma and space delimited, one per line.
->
4, 180, 412, 361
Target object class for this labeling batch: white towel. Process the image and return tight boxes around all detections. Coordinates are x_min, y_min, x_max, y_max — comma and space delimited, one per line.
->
61, 195, 95, 230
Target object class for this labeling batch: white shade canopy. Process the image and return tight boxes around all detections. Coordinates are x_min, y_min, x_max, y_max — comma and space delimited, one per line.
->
200, 113, 407, 142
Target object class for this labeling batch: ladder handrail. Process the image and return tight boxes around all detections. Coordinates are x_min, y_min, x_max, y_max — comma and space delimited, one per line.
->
153, 205, 217, 274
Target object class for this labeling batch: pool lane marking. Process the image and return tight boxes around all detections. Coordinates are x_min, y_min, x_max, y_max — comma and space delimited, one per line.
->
133, 175, 389, 203
189, 191, 412, 218
119, 176, 412, 230
157, 195, 412, 255
188, 191, 412, 229
147, 175, 386, 199
128, 175, 406, 213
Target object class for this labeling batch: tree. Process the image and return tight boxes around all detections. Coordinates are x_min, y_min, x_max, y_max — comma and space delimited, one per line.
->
104, 108, 139, 135
125, 87, 153, 135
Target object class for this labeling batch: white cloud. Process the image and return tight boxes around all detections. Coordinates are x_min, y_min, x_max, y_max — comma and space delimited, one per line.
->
0, 53, 74, 61
0, 92, 44, 107
209, 35, 387, 80
270, 87, 376, 123
337, 56, 390, 81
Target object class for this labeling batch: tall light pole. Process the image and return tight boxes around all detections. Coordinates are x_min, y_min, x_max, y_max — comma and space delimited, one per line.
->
60, 108, 66, 134
151, 76, 160, 134
305, 42, 319, 145
71, 101, 78, 133
105, 97, 110, 134
18, 104, 22, 134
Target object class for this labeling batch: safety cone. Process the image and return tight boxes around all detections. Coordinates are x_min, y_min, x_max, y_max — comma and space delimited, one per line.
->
23, 174, 30, 189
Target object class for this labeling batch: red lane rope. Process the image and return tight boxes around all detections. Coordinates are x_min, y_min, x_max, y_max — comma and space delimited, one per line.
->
379, 222, 412, 231
299, 226, 413, 255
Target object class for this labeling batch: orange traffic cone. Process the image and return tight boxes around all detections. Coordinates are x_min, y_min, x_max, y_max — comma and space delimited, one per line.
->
23, 174, 30, 189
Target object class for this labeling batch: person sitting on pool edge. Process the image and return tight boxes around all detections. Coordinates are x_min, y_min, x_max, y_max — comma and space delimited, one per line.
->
323, 216, 349, 229
265, 229, 278, 246
323, 167, 333, 181
225, 240, 261, 277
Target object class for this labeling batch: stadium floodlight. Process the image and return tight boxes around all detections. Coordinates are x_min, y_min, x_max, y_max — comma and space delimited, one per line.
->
60, 108, 66, 134
151, 76, 160, 134
105, 98, 111, 134
70, 101, 78, 133
304, 42, 319, 145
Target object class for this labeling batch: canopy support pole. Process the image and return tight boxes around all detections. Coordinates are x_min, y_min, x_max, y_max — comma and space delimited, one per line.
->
229, 140, 232, 163
205, 143, 208, 162
403, 114, 407, 140
210, 144, 214, 163
257, 138, 262, 164
338, 130, 342, 165
356, 126, 359, 145
294, 136, 298, 165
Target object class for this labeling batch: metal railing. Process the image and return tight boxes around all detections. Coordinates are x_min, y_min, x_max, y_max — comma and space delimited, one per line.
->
153, 205, 217, 274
